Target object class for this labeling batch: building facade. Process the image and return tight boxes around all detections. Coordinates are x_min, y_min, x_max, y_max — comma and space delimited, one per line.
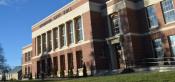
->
22, 0, 175, 78
22, 44, 32, 78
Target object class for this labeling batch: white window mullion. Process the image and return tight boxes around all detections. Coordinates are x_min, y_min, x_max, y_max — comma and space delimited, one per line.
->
162, 0, 175, 23
65, 23, 68, 46
80, 15, 84, 41
40, 35, 43, 55
73, 19, 76, 44
58, 27, 61, 49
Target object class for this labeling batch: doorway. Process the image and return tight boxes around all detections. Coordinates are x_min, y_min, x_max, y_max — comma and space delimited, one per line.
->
113, 43, 125, 69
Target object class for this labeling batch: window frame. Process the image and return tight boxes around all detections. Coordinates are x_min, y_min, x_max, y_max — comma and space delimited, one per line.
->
152, 38, 164, 58
42, 33, 46, 53
47, 31, 52, 51
76, 51, 83, 68
161, 0, 175, 24
168, 35, 175, 57
67, 21, 74, 45
146, 5, 159, 29
111, 14, 120, 35
53, 28, 58, 50
37, 36, 41, 55
75, 16, 83, 43
59, 24, 66, 48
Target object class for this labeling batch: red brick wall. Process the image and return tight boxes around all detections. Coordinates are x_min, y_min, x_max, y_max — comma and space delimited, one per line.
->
90, 11, 108, 39
124, 0, 175, 66
32, 38, 36, 57
82, 11, 93, 41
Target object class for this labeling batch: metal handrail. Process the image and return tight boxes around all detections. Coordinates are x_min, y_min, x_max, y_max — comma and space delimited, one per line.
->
135, 57, 175, 65
145, 57, 175, 60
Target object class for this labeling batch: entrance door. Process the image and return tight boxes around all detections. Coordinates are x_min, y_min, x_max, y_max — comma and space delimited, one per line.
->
113, 43, 125, 69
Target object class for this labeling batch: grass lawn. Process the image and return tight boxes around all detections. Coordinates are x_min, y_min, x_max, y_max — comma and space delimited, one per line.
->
9, 71, 175, 82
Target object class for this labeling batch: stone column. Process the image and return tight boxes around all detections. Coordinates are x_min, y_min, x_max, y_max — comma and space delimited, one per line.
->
72, 19, 76, 44
58, 27, 61, 49
65, 54, 68, 76
65, 23, 68, 46
58, 56, 61, 77
51, 30, 54, 51
40, 35, 43, 55
73, 19, 77, 43
73, 51, 77, 75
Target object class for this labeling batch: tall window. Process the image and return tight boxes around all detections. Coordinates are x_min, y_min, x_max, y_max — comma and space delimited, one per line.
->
42, 33, 46, 52
25, 67, 27, 75
47, 31, 52, 51
25, 51, 31, 62
53, 56, 58, 75
28, 51, 31, 61
37, 36, 41, 54
162, 0, 175, 23
75, 17, 83, 42
25, 53, 28, 62
147, 5, 158, 28
28, 67, 30, 74
53, 28, 58, 50
76, 51, 83, 68
67, 21, 74, 45
169, 35, 175, 56
68, 53, 73, 70
60, 25, 66, 47
153, 38, 164, 58
60, 55, 65, 71
111, 14, 120, 35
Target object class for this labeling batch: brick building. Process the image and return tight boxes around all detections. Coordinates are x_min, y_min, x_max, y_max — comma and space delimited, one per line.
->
22, 0, 175, 78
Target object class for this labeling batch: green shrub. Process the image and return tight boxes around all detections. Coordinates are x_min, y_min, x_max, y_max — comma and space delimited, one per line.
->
121, 68, 135, 74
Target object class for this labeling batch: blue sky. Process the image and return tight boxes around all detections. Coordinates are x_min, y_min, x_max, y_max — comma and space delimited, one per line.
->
0, 0, 72, 67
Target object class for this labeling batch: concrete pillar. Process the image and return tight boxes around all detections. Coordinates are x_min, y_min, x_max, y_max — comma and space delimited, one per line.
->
40, 35, 43, 55
72, 19, 76, 44
58, 56, 61, 77
65, 23, 68, 46
65, 54, 68, 76
73, 51, 77, 75
73, 18, 77, 43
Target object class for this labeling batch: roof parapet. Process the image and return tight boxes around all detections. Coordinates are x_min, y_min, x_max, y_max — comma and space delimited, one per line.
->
22, 43, 32, 50
32, 0, 77, 30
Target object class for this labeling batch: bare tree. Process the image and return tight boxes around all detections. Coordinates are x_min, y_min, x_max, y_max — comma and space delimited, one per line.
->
0, 44, 6, 70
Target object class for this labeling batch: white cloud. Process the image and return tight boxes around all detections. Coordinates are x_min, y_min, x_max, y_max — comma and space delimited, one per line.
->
0, 0, 28, 6
0, 0, 8, 6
